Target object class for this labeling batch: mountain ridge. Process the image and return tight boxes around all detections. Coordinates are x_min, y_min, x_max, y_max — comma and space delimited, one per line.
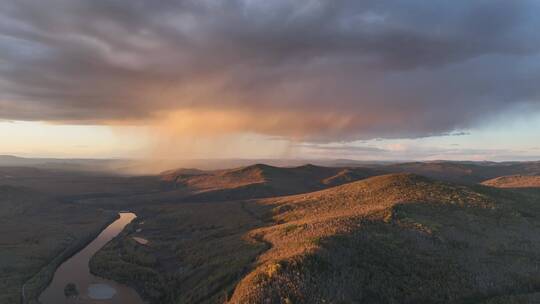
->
230, 173, 540, 303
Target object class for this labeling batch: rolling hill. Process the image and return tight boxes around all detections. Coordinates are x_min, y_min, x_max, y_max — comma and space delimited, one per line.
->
86, 171, 540, 304
161, 164, 380, 201
230, 174, 540, 303
380, 161, 540, 184
482, 175, 540, 188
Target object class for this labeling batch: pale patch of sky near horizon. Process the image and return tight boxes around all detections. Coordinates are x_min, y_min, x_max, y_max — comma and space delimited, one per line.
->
0, 121, 146, 158
307, 112, 540, 161
0, 112, 539, 161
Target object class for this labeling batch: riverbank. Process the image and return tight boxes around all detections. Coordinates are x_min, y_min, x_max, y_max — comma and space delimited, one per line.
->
22, 211, 118, 304
38, 212, 144, 304
88, 214, 166, 302
88, 201, 270, 304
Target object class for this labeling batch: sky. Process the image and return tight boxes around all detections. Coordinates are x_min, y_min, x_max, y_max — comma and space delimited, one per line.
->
0, 0, 539, 161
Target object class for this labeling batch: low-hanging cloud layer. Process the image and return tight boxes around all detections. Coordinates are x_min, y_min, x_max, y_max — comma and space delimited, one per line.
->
1, 0, 540, 142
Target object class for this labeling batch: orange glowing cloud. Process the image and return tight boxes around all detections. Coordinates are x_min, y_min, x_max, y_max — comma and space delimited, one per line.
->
152, 109, 355, 139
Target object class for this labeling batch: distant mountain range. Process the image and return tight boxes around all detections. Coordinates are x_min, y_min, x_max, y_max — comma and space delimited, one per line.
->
161, 163, 380, 201
2, 155, 539, 179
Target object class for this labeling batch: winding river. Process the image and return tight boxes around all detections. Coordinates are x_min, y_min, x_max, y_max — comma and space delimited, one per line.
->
39, 212, 145, 304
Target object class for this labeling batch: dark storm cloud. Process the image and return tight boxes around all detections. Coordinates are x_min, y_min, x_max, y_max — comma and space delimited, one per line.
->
1, 0, 539, 140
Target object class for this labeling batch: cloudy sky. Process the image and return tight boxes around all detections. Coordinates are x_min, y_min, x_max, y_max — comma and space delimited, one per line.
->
1, 0, 539, 160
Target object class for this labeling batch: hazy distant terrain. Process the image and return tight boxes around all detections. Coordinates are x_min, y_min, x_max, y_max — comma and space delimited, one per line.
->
2, 157, 540, 304
381, 161, 540, 184
0, 155, 390, 175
